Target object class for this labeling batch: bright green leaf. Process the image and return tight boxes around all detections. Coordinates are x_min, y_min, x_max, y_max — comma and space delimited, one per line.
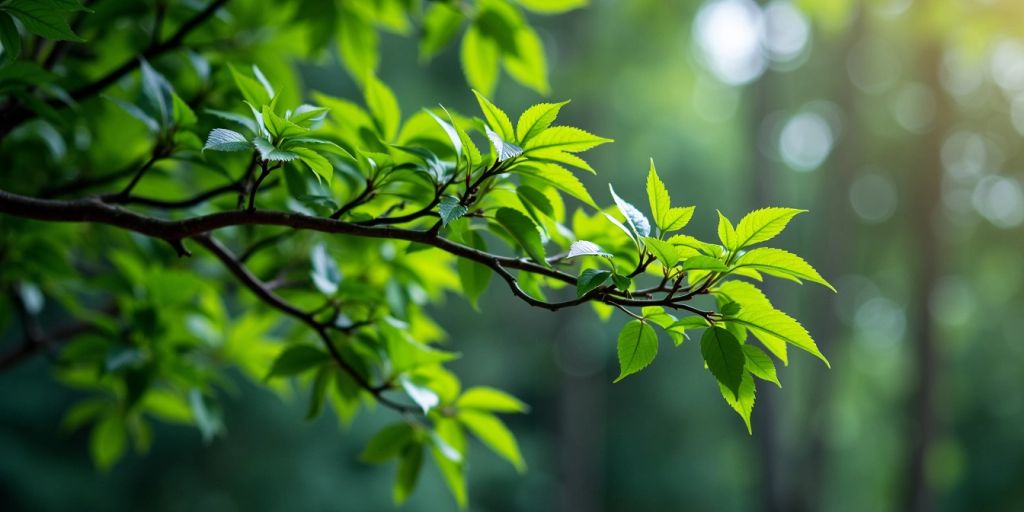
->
516, 101, 568, 145
459, 410, 525, 472
735, 207, 806, 249
641, 236, 679, 267
743, 344, 780, 387
458, 386, 528, 413
494, 207, 547, 265
733, 247, 835, 291
614, 320, 658, 382
719, 371, 756, 434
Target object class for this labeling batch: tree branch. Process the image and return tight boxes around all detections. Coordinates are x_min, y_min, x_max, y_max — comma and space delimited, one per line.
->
193, 234, 418, 414
0, 187, 713, 317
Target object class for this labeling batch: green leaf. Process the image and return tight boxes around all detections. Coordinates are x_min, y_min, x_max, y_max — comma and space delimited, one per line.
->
666, 316, 710, 346
717, 211, 738, 250
0, 13, 22, 65
457, 386, 528, 413
743, 345, 780, 387
567, 240, 611, 259
494, 207, 547, 265
338, 10, 378, 84
188, 389, 222, 443
524, 147, 596, 174
516, 101, 568, 145
680, 255, 728, 271
484, 125, 524, 162
609, 185, 651, 238
253, 136, 299, 161
262, 105, 308, 139
459, 410, 525, 472
717, 281, 828, 366
460, 23, 500, 97
361, 422, 415, 463
229, 64, 271, 108
400, 375, 440, 413
733, 247, 835, 291
170, 92, 197, 127
645, 159, 694, 232
439, 196, 469, 226
266, 345, 328, 378
614, 320, 658, 382
427, 109, 463, 157
719, 371, 756, 434
667, 234, 720, 257
394, 442, 424, 504
700, 327, 745, 399
576, 268, 611, 297
734, 207, 806, 249
525, 126, 612, 153
289, 105, 329, 126
517, 185, 553, 217
503, 24, 549, 95
515, 0, 588, 14
641, 306, 687, 346
365, 75, 401, 141
612, 273, 631, 292
139, 59, 171, 124
473, 89, 515, 141
3, 0, 83, 41
420, 2, 463, 61
90, 415, 126, 471
292, 147, 334, 182
305, 365, 331, 420
204, 108, 258, 134
203, 128, 251, 152
641, 237, 679, 267
309, 243, 341, 295
512, 164, 597, 208
431, 417, 467, 508
457, 229, 491, 308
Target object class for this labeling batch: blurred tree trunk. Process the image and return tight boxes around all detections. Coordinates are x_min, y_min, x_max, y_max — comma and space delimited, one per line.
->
749, 49, 784, 512
902, 35, 947, 512
556, 313, 605, 512
792, 7, 865, 512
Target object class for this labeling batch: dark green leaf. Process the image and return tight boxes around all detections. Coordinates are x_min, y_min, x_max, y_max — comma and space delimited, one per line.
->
3, 0, 83, 41
0, 12, 22, 65
439, 196, 468, 226
361, 422, 415, 463
394, 442, 424, 504
576, 268, 610, 297
266, 345, 328, 378
700, 327, 745, 399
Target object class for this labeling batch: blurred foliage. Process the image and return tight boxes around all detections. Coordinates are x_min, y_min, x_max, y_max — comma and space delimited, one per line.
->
2, 0, 1024, 511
